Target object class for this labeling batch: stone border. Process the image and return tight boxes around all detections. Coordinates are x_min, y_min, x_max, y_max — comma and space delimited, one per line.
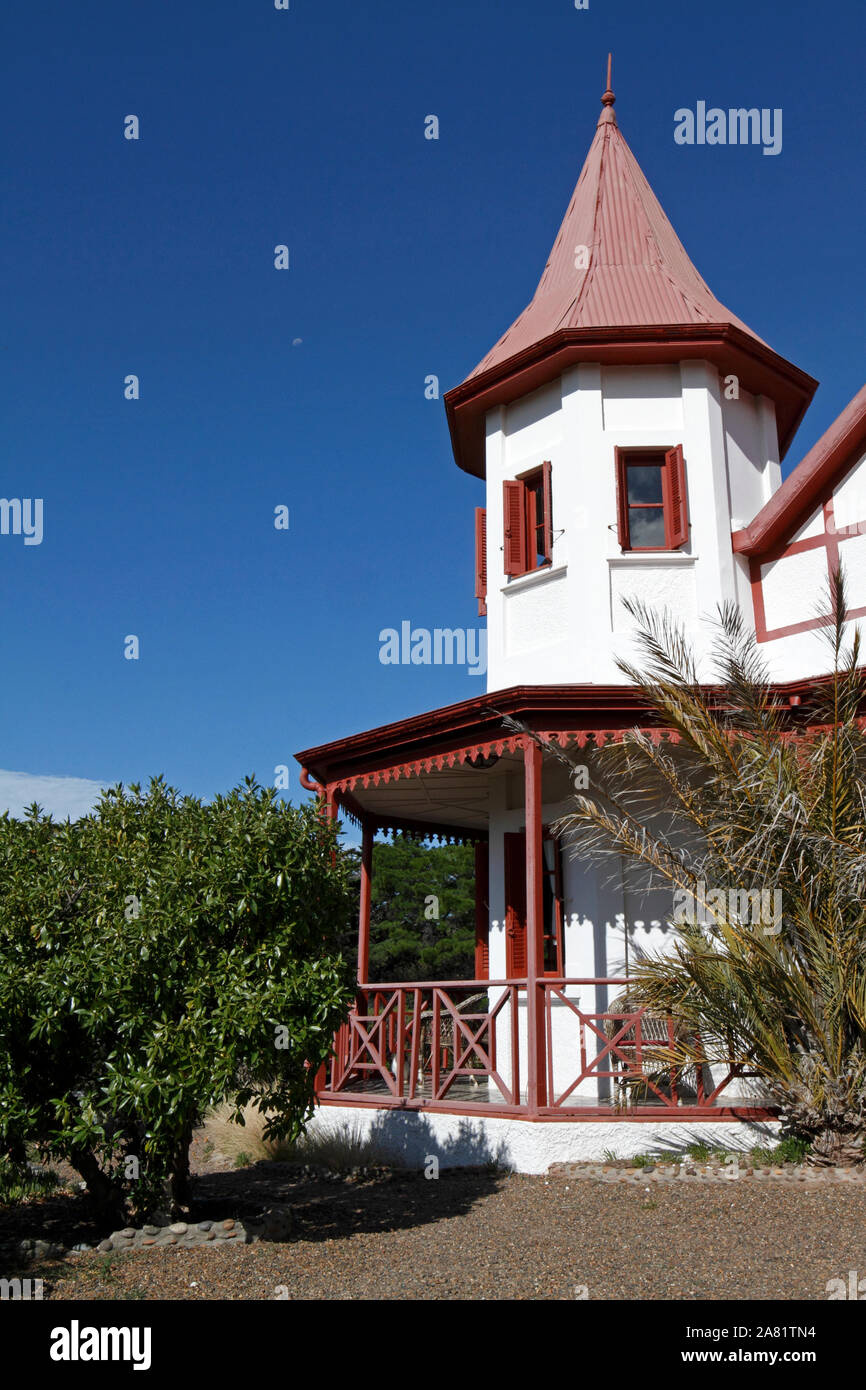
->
18, 1206, 294, 1259
548, 1161, 866, 1184
96, 1219, 250, 1252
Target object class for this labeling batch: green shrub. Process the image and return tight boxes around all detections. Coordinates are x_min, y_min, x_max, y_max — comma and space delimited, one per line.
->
0, 777, 355, 1221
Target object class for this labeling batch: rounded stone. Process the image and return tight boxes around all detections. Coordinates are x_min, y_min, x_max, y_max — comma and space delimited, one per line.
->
169, 1222, 188, 1235
221, 1219, 235, 1230
141, 1237, 156, 1246
120, 1228, 136, 1239
142, 1225, 160, 1236
197, 1221, 213, 1232
97, 1239, 113, 1253
205, 1230, 216, 1240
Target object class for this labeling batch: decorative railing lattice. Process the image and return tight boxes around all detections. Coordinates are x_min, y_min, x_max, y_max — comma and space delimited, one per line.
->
321, 979, 772, 1119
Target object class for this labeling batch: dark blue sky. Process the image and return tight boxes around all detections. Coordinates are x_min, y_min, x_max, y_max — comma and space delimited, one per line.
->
2, 0, 864, 816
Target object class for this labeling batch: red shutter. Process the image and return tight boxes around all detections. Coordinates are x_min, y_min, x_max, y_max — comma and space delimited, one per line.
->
474, 841, 489, 980
503, 480, 527, 576
541, 460, 553, 563
664, 445, 688, 548
474, 507, 487, 616
504, 831, 527, 977
614, 448, 630, 549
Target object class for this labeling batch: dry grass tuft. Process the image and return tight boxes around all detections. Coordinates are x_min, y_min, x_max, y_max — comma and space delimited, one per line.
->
202, 1106, 397, 1171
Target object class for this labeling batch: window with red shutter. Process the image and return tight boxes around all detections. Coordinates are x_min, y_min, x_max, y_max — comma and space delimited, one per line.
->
504, 831, 527, 977
664, 444, 688, 548
541, 459, 553, 563
504, 828, 564, 977
474, 507, 487, 616
541, 829, 564, 976
503, 480, 527, 576
615, 446, 689, 551
502, 462, 553, 578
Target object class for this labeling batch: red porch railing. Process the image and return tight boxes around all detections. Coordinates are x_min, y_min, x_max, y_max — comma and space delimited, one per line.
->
540, 979, 765, 1115
326, 982, 524, 1107
319, 979, 774, 1120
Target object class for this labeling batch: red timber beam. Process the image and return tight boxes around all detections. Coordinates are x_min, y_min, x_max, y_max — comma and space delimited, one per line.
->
357, 817, 373, 988
524, 735, 547, 1112
297, 676, 864, 795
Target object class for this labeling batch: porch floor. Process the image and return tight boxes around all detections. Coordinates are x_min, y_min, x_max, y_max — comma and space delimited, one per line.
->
325, 1075, 761, 1111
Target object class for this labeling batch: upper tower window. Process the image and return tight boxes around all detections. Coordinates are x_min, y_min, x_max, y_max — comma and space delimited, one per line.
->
503, 460, 553, 577
615, 446, 688, 551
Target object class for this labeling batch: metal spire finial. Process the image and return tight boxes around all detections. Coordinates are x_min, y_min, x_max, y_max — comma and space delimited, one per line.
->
601, 53, 615, 107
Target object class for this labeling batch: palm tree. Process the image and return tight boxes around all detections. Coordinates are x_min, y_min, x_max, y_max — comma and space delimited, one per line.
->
554, 568, 866, 1165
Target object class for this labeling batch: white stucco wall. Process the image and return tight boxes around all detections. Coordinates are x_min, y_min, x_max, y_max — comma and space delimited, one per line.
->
833, 452, 866, 527
482, 360, 866, 690
484, 360, 769, 691
744, 451, 866, 680
723, 387, 780, 529
309, 1104, 779, 1172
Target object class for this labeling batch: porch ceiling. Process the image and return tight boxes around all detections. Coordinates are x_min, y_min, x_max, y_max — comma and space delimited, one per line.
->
333, 749, 526, 836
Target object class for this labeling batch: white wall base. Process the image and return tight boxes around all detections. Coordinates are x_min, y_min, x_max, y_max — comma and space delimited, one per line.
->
309, 1104, 780, 1174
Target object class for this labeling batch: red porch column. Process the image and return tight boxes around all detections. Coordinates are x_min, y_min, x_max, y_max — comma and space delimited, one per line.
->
524, 737, 547, 1111
357, 818, 373, 987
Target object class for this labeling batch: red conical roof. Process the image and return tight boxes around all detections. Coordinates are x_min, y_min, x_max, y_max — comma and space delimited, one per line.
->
445, 77, 816, 477
468, 99, 766, 381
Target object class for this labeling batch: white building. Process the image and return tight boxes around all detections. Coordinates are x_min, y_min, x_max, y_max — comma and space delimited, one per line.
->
296, 76, 866, 1170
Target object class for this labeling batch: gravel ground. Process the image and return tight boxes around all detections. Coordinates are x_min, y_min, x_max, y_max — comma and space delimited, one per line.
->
19, 1167, 866, 1301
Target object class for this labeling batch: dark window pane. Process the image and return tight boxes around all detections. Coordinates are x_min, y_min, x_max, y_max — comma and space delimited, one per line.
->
626, 465, 664, 505
629, 506, 666, 547
542, 840, 559, 972
543, 936, 558, 974
526, 476, 547, 566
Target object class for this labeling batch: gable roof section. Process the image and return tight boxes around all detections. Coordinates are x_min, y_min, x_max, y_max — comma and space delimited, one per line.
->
732, 385, 866, 557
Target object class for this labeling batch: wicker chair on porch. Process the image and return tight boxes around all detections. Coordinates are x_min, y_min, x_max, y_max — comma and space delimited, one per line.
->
416, 991, 490, 1091
603, 999, 693, 1108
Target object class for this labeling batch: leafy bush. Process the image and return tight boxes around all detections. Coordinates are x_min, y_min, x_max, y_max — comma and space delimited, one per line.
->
0, 777, 354, 1221
750, 1136, 811, 1166
0, 1155, 61, 1204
